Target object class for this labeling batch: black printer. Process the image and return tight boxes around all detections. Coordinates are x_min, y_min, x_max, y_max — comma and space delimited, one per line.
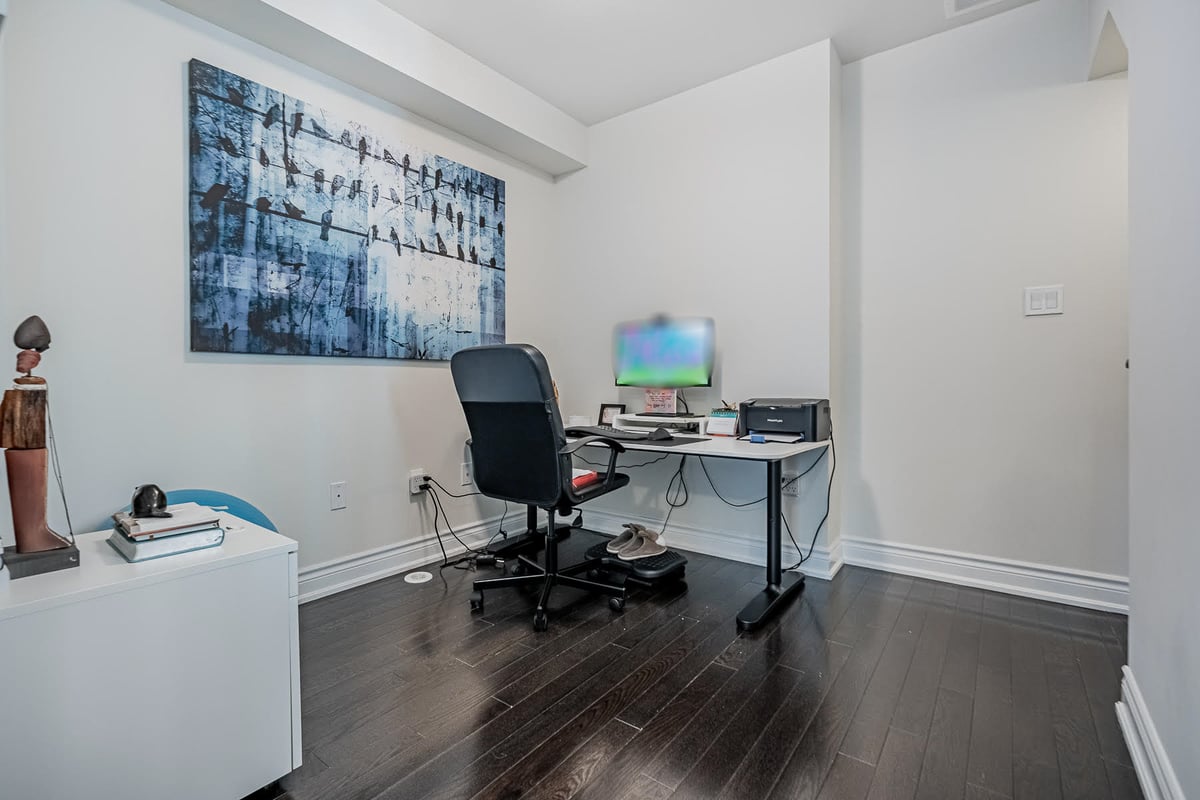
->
738, 398, 831, 441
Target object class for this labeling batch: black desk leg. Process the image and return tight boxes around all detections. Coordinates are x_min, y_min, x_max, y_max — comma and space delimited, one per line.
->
736, 459, 805, 632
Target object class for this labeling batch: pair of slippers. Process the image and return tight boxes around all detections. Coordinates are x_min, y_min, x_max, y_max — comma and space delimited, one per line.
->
606, 523, 668, 561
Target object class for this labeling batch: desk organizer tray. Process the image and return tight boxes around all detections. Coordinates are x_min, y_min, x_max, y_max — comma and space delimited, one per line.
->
584, 542, 687, 584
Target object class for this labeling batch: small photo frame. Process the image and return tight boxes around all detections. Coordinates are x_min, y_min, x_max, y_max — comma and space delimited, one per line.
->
598, 403, 626, 425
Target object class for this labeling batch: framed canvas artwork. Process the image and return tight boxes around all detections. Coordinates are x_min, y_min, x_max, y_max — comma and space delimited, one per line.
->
188, 60, 505, 360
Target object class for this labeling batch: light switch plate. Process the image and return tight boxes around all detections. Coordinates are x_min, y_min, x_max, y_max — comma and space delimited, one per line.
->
1025, 285, 1064, 316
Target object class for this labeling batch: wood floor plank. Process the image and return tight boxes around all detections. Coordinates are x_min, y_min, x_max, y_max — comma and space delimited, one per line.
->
890, 604, 955, 735
978, 615, 1012, 673
1103, 759, 1145, 800
865, 727, 926, 800
966, 664, 1013, 798
1007, 597, 1042, 627
670, 663, 805, 799
941, 611, 982, 697
839, 608, 925, 766
1010, 625, 1061, 800
642, 626, 789, 790
618, 774, 673, 800
519, 717, 640, 800
616, 580, 760, 729
370, 615, 691, 800
982, 591, 1011, 620
816, 754, 876, 800
573, 662, 736, 800
1044, 657, 1111, 799
957, 587, 985, 615
766, 598, 906, 800
471, 613, 733, 800
905, 578, 939, 605
717, 639, 853, 800
914, 688, 974, 800
1073, 634, 1132, 767
1014, 761, 1063, 800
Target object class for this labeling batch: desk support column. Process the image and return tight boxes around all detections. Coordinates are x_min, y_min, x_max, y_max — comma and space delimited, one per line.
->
766, 460, 782, 589
736, 458, 805, 632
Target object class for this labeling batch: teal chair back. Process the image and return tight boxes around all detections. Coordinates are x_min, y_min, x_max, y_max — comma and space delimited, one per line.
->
114, 489, 277, 532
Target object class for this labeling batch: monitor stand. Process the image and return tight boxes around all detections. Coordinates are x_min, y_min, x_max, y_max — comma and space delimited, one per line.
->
636, 411, 691, 418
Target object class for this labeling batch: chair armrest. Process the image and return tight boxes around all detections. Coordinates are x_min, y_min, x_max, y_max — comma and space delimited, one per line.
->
560, 436, 625, 491
559, 436, 627, 456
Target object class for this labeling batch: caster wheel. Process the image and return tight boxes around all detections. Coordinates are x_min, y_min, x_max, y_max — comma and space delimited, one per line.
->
609, 596, 626, 612
510, 563, 526, 577
533, 610, 548, 632
469, 590, 484, 612
587, 569, 600, 581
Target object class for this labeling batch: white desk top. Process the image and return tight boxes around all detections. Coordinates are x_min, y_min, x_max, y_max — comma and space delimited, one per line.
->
607, 436, 828, 462
0, 514, 297, 623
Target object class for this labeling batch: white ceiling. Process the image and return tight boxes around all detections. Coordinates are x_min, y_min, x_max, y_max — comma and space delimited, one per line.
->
376, 0, 1039, 125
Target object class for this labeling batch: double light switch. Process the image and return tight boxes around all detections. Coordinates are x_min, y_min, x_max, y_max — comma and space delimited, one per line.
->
1024, 285, 1064, 316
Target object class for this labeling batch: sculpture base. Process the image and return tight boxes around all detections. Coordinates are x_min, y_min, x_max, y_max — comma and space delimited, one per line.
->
2, 543, 79, 579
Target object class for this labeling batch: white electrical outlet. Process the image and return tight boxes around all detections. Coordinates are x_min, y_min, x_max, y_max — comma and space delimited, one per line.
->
781, 472, 801, 497
460, 461, 472, 486
330, 481, 347, 510
409, 468, 426, 495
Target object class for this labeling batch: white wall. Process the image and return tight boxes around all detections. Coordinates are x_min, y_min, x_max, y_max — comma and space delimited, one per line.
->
1102, 0, 1200, 795
551, 42, 839, 571
159, 0, 589, 176
840, 0, 1129, 578
0, 0, 560, 570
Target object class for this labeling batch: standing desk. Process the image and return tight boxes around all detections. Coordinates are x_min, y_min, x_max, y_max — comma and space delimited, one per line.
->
587, 436, 830, 632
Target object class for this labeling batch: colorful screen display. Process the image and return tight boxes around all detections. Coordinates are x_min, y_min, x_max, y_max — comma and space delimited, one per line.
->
613, 318, 715, 388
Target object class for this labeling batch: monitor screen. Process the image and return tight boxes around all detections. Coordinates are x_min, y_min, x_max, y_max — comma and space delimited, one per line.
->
613, 317, 715, 388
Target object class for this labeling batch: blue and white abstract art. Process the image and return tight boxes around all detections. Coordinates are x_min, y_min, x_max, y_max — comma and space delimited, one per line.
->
188, 60, 505, 359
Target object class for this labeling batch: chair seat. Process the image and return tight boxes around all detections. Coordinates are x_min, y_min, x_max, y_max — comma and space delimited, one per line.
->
566, 471, 630, 506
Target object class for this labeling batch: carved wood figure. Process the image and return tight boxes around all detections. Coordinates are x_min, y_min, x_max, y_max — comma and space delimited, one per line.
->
1, 315, 70, 553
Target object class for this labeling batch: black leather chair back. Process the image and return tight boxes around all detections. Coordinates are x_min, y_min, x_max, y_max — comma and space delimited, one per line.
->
450, 344, 569, 508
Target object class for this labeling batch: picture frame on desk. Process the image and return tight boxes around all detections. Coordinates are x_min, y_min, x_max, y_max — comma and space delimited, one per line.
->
598, 403, 625, 425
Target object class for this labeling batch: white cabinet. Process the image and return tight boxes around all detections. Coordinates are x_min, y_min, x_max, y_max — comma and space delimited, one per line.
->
0, 518, 300, 800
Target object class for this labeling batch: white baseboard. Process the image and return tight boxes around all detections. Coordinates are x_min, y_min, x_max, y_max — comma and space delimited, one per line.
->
297, 515, 501, 603
582, 509, 842, 580
840, 536, 1128, 613
1116, 666, 1185, 800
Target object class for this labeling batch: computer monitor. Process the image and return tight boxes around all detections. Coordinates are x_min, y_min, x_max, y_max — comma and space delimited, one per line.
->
613, 317, 715, 388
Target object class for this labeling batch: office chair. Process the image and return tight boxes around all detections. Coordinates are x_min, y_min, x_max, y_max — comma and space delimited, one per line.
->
451, 343, 629, 631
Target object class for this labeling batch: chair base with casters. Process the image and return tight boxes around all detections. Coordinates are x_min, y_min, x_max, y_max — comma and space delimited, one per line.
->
469, 507, 626, 632
482, 505, 573, 562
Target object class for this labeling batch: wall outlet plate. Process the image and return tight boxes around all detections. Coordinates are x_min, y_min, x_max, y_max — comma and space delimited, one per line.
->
409, 469, 426, 495
460, 461, 472, 486
782, 472, 801, 497
330, 481, 347, 510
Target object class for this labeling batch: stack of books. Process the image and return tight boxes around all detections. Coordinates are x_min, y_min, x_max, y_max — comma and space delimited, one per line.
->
107, 502, 225, 563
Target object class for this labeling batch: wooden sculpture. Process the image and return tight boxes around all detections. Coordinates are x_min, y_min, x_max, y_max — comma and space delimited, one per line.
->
1, 315, 71, 555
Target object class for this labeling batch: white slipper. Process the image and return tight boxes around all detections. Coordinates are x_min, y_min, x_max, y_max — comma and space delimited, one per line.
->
618, 532, 668, 561
606, 523, 643, 554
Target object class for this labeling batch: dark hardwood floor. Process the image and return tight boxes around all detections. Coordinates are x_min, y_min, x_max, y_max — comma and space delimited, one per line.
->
266, 530, 1141, 800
